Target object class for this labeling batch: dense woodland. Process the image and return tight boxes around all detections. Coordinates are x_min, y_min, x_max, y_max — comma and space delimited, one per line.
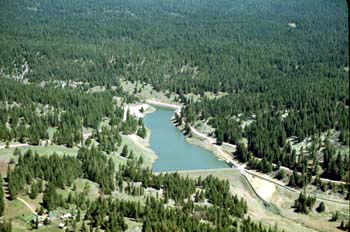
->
0, 0, 348, 90
0, 0, 349, 231
0, 0, 348, 181
178, 0, 349, 188
0, 78, 144, 149
183, 78, 350, 184
7, 146, 121, 201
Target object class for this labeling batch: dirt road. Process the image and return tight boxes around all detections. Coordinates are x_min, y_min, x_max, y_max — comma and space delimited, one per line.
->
188, 125, 348, 206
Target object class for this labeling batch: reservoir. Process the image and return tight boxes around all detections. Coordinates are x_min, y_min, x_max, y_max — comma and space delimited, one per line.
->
144, 107, 228, 172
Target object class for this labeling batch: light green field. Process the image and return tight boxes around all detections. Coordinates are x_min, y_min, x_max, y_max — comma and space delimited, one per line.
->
6, 177, 148, 231
5, 199, 36, 232
21, 145, 78, 156
0, 145, 78, 158
72, 178, 100, 200
5, 199, 33, 219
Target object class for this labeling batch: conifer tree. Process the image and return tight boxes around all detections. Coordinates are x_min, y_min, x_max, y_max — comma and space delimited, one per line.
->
0, 175, 4, 216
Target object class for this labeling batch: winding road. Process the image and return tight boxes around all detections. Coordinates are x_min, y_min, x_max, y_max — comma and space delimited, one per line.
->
188, 125, 349, 206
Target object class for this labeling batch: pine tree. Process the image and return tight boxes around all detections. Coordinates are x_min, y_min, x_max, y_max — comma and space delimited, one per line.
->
43, 183, 59, 211
331, 211, 339, 221
184, 123, 191, 136
77, 209, 81, 222
29, 181, 39, 199
121, 145, 128, 157
316, 201, 325, 213
288, 172, 296, 187
0, 175, 4, 216
216, 129, 224, 145
142, 218, 152, 232
81, 222, 88, 232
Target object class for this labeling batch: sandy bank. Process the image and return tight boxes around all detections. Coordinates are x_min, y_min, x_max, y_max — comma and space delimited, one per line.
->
124, 131, 158, 168
123, 103, 156, 121
146, 99, 182, 110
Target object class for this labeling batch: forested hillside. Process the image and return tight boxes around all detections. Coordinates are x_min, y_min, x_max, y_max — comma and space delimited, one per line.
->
0, 79, 143, 148
6, 148, 282, 232
0, 0, 347, 91
174, 0, 349, 189
0, 0, 349, 231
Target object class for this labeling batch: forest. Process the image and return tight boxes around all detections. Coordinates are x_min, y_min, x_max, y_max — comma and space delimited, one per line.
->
0, 78, 144, 148
0, 0, 347, 91
6, 148, 284, 232
0, 0, 349, 231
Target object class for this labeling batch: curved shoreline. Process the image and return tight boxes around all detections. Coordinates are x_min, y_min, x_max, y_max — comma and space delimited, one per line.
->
171, 120, 231, 167
145, 99, 182, 110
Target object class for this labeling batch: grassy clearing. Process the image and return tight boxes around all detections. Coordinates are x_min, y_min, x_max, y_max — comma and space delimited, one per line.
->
34, 225, 62, 232
8, 180, 150, 231
118, 134, 157, 169
112, 191, 145, 203
289, 129, 348, 158
5, 198, 38, 232
5, 199, 33, 219
185, 91, 227, 102
72, 178, 100, 200
121, 80, 177, 104
0, 116, 155, 230
125, 218, 142, 232
0, 145, 78, 159
121, 79, 226, 105
20, 194, 42, 211
20, 145, 79, 156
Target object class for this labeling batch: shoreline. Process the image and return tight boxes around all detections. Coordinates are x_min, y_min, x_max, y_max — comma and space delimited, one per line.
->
142, 100, 231, 171
141, 100, 347, 191
145, 99, 182, 110
143, 99, 236, 170
123, 102, 159, 167
170, 118, 234, 168
125, 132, 158, 167
135, 99, 348, 203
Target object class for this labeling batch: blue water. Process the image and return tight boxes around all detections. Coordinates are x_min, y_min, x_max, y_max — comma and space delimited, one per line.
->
144, 107, 228, 172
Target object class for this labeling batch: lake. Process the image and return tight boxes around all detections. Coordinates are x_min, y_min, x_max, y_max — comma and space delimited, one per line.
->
144, 107, 228, 172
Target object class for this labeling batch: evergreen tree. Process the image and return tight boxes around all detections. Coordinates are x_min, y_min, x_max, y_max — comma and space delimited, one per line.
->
0, 175, 4, 216
316, 201, 326, 213
81, 222, 87, 232
29, 181, 39, 199
121, 145, 128, 158
43, 183, 59, 211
